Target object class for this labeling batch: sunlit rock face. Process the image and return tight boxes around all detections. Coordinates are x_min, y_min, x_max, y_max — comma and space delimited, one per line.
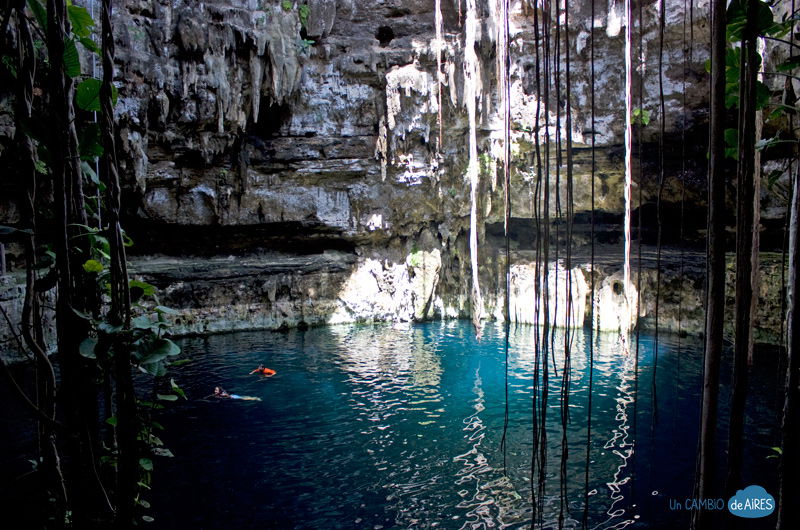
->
90, 0, 777, 339
508, 262, 588, 329
0, 0, 789, 355
593, 271, 639, 333
108, 0, 714, 242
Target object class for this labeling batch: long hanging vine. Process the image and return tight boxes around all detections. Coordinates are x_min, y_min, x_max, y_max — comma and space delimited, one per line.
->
692, 0, 727, 526
529, 0, 546, 522
497, 0, 512, 474
653, 0, 667, 406
726, 0, 759, 495
559, 0, 576, 525
536, 0, 554, 521
582, 0, 597, 526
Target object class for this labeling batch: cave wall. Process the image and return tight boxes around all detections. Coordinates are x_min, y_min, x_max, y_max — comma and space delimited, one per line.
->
109, 0, 714, 244
0, 0, 793, 355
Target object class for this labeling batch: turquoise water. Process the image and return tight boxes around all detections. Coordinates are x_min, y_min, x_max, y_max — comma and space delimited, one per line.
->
147, 322, 781, 529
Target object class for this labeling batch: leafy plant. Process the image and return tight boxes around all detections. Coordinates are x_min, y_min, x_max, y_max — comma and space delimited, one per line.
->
298, 3, 310, 28
632, 107, 651, 126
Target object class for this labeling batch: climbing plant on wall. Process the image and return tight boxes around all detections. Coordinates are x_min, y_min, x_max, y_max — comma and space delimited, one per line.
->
0, 1, 186, 527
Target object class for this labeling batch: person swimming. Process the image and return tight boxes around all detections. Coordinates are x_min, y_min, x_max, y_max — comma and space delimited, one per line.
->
213, 386, 261, 401
249, 365, 276, 376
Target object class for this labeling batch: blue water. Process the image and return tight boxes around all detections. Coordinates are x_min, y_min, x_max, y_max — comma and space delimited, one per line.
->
141, 321, 781, 529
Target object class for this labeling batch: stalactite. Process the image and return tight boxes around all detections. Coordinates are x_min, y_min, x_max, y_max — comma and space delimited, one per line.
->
464, 0, 484, 335
435, 0, 444, 152
622, 0, 634, 336
620, 0, 633, 334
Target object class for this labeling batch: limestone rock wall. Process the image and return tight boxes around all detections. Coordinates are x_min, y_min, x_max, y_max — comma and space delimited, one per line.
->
0, 0, 793, 358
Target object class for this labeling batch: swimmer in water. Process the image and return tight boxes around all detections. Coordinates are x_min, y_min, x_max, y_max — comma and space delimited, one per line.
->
249, 365, 276, 376
213, 386, 261, 401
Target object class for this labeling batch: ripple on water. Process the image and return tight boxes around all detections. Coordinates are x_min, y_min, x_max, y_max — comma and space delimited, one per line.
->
139, 321, 781, 530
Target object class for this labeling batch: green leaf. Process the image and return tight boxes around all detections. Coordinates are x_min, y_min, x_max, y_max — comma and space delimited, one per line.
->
63, 38, 81, 78
777, 55, 800, 72
156, 338, 180, 357
79, 337, 97, 359
170, 358, 193, 367
97, 321, 123, 334
767, 169, 784, 189
727, 0, 774, 41
28, 0, 47, 31
138, 458, 153, 471
105, 415, 118, 426
67, 5, 94, 38
75, 78, 119, 112
140, 339, 180, 365
298, 3, 310, 28
170, 378, 187, 400
1, 55, 17, 78
129, 280, 156, 297
75, 78, 101, 111
132, 315, 155, 330
155, 305, 179, 315
78, 36, 100, 54
152, 447, 174, 457
0, 225, 33, 236
282, 0, 293, 11
755, 80, 771, 111
82, 259, 104, 273
156, 393, 178, 401
724, 128, 738, 148
142, 515, 155, 523
78, 123, 104, 160
122, 230, 135, 247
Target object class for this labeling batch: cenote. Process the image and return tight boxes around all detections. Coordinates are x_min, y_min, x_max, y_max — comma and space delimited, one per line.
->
141, 322, 781, 529
2, 0, 800, 527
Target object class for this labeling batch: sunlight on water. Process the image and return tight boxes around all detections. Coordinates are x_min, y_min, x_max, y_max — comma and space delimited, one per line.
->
141, 321, 780, 529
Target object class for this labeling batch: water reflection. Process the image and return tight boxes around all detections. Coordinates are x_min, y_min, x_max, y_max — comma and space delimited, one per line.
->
136, 322, 781, 530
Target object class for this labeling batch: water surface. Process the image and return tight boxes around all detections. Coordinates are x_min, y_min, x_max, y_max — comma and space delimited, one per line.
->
146, 322, 781, 529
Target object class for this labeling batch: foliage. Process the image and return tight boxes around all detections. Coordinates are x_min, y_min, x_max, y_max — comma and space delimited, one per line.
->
298, 3, 310, 29
632, 108, 650, 126
408, 245, 423, 268
6, 1, 187, 526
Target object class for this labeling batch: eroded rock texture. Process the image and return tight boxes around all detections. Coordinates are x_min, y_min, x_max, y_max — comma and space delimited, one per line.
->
0, 0, 791, 355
